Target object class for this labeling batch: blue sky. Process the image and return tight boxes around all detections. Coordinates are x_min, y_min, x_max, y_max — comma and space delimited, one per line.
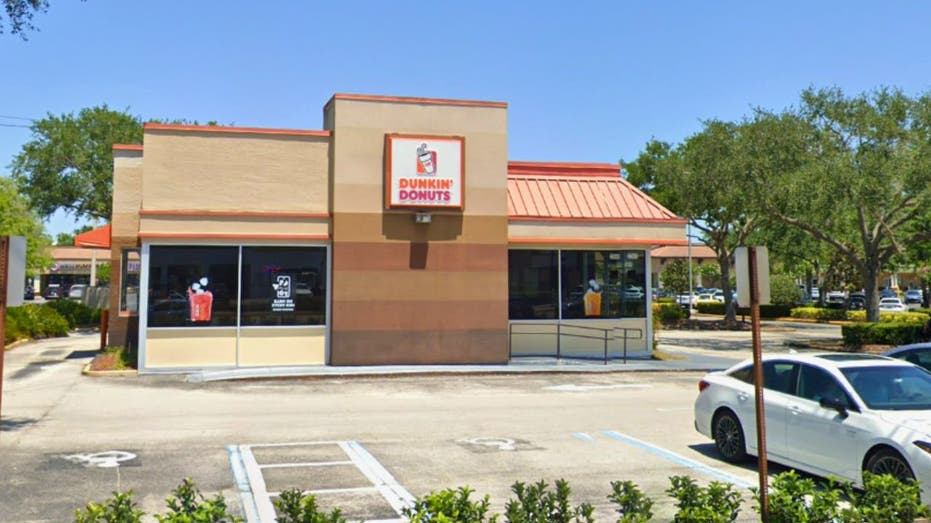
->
2, 1, 930, 236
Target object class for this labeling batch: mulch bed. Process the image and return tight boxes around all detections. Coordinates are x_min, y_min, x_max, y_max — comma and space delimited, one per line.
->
666, 319, 753, 331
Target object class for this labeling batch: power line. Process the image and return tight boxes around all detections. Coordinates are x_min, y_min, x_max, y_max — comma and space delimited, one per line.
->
0, 114, 34, 121
0, 123, 31, 128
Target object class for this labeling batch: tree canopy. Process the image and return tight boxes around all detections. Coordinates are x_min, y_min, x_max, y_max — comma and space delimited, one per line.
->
2, 0, 48, 38
0, 177, 50, 271
745, 87, 931, 320
12, 106, 143, 222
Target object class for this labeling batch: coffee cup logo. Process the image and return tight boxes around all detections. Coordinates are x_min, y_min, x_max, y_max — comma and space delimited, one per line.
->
416, 143, 437, 176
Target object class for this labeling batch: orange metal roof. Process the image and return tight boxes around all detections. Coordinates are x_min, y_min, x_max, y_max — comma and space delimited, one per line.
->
507, 162, 684, 223
74, 224, 111, 248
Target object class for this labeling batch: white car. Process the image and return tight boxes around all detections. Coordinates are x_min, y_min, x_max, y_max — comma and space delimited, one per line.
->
695, 353, 931, 502
879, 297, 907, 312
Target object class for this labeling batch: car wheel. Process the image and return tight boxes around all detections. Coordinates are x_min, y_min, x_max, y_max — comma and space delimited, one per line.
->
713, 410, 747, 462
865, 448, 915, 482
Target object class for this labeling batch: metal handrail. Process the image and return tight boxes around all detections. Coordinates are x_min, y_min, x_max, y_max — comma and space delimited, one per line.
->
508, 321, 644, 364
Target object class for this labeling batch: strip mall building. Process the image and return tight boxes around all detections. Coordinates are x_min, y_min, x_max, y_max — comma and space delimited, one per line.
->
107, 94, 686, 372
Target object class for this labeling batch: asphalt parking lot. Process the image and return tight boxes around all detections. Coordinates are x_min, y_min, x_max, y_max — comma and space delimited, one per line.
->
0, 322, 838, 522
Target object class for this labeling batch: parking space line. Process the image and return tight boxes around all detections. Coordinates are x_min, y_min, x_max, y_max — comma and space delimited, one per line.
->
239, 445, 279, 522
259, 460, 354, 469
233, 440, 414, 522
226, 445, 263, 523
601, 430, 754, 489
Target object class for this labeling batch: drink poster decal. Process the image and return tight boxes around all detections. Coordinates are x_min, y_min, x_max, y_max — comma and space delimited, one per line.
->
386, 134, 464, 209
188, 277, 213, 322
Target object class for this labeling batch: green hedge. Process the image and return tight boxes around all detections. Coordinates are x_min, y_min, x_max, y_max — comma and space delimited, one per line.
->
697, 302, 792, 319
790, 307, 847, 322
5, 304, 70, 343
42, 299, 101, 328
846, 310, 930, 323
655, 297, 676, 304
842, 321, 928, 347
653, 303, 688, 323
695, 302, 726, 315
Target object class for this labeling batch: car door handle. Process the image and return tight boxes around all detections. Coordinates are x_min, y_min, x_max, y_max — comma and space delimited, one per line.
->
738, 392, 749, 401
790, 405, 800, 415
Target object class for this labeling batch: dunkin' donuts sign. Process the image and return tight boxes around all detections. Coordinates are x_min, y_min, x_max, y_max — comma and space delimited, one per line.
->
386, 134, 464, 209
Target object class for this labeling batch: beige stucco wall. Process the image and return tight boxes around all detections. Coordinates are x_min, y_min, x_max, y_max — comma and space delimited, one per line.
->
508, 318, 649, 358
141, 130, 330, 214
113, 150, 144, 238
139, 215, 329, 238
238, 327, 326, 366
144, 328, 237, 368
325, 99, 508, 217
509, 221, 685, 245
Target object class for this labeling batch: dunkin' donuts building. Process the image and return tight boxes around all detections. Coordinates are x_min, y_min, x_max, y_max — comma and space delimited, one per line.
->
107, 94, 686, 372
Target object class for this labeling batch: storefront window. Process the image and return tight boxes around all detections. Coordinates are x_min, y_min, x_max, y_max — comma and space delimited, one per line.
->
559, 250, 646, 319
120, 249, 140, 314
507, 249, 646, 320
508, 250, 558, 319
240, 247, 327, 326
147, 246, 239, 327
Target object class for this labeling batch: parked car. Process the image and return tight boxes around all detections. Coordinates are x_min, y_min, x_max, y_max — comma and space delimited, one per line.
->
623, 285, 645, 300
24, 285, 34, 300
694, 353, 931, 502
43, 283, 61, 299
847, 293, 866, 311
904, 289, 923, 305
695, 293, 716, 304
825, 291, 846, 308
885, 342, 931, 373
878, 297, 907, 312
67, 284, 88, 301
676, 294, 693, 309
880, 288, 898, 299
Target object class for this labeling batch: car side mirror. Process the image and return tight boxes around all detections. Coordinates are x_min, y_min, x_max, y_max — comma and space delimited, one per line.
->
819, 397, 849, 419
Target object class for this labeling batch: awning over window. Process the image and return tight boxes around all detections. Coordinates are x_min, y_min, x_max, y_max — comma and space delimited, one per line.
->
74, 224, 111, 248
507, 162, 683, 223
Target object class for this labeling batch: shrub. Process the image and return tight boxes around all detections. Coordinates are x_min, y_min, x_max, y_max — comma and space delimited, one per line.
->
6, 304, 69, 341
655, 303, 687, 324
770, 274, 803, 306
404, 486, 497, 523
656, 297, 676, 304
790, 307, 847, 322
845, 310, 930, 323
667, 476, 742, 523
607, 480, 653, 523
156, 477, 240, 522
846, 472, 929, 522
505, 479, 594, 523
843, 322, 927, 347
733, 305, 794, 319
695, 302, 725, 315
274, 489, 346, 523
43, 299, 101, 328
74, 491, 144, 523
756, 470, 845, 523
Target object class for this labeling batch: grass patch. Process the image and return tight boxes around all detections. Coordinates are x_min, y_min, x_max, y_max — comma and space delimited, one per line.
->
89, 346, 135, 371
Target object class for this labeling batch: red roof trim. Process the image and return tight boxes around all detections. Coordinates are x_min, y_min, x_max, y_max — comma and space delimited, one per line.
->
508, 161, 620, 178
144, 123, 331, 137
324, 93, 508, 112
140, 210, 330, 219
74, 224, 112, 248
509, 216, 688, 224
138, 233, 330, 241
112, 144, 143, 151
510, 237, 688, 246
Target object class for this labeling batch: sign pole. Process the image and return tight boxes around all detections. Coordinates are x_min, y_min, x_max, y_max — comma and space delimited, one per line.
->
749, 246, 769, 522
0, 236, 9, 422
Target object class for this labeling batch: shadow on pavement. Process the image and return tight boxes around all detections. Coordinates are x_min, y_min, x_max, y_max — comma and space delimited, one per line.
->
1, 417, 39, 432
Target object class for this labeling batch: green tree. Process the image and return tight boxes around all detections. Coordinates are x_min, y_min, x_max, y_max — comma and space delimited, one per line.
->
12, 106, 143, 221
0, 177, 51, 271
636, 122, 758, 324
745, 87, 931, 321
660, 259, 697, 297
55, 224, 93, 246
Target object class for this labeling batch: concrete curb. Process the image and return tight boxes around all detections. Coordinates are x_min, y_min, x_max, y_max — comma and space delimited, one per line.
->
81, 363, 138, 378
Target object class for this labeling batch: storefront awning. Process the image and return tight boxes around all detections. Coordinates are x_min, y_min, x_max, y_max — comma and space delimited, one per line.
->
507, 162, 684, 223
74, 224, 111, 248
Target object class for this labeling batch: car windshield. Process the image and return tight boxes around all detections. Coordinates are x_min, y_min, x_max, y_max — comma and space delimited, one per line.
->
841, 365, 931, 410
